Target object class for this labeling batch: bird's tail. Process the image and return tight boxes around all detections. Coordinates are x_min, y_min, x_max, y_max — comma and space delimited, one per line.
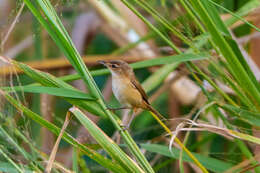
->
146, 104, 166, 121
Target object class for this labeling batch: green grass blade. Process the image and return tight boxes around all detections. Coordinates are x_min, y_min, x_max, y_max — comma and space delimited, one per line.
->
0, 125, 43, 171
220, 104, 260, 126
22, 0, 207, 171
132, 0, 195, 48
52, 53, 208, 84
120, 0, 181, 53
229, 131, 260, 145
5, 86, 95, 100
142, 63, 179, 92
10, 59, 152, 172
227, 0, 260, 25
0, 126, 30, 161
70, 107, 144, 173
189, 0, 260, 107
11, 60, 105, 117
3, 51, 208, 113
0, 162, 33, 173
72, 147, 78, 173
141, 144, 233, 173
0, 148, 24, 173
132, 53, 208, 68
0, 91, 125, 173
209, 0, 260, 31
29, 0, 100, 98
5, 52, 207, 89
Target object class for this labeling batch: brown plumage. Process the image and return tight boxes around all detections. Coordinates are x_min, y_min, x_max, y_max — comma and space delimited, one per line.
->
98, 60, 165, 123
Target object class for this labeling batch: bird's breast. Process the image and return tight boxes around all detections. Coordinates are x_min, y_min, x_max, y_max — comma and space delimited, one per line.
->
112, 76, 143, 107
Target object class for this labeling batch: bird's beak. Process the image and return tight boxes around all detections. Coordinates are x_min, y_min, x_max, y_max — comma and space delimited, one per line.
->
97, 60, 108, 66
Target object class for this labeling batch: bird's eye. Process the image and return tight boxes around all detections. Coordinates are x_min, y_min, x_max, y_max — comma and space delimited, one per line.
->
111, 64, 117, 68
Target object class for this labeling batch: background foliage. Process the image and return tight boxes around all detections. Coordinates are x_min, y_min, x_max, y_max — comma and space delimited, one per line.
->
0, 0, 260, 172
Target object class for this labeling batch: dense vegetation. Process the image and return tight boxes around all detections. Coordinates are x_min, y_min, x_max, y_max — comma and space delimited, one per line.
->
0, 0, 260, 172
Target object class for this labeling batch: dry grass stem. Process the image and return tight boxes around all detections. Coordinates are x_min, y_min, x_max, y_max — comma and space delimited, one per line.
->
169, 118, 238, 151
224, 152, 260, 173
0, 3, 25, 52
45, 111, 72, 173
0, 55, 145, 75
3, 35, 33, 58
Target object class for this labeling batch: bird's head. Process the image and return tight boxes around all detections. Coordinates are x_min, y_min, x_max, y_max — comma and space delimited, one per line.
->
98, 60, 133, 77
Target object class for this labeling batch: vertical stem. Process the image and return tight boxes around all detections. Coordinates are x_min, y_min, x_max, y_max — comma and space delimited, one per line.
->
97, 99, 155, 173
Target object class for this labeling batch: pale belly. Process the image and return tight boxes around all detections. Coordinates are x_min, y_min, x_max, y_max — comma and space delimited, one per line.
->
112, 77, 143, 108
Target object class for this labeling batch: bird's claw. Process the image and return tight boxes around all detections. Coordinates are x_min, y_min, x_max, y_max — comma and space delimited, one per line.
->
119, 124, 129, 131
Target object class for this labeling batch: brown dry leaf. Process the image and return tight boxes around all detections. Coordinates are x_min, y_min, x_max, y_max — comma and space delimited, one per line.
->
45, 111, 72, 173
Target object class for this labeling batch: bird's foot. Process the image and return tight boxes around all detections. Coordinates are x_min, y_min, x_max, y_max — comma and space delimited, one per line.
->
119, 123, 130, 131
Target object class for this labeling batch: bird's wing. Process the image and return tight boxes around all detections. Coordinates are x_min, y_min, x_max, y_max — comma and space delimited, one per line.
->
130, 76, 150, 104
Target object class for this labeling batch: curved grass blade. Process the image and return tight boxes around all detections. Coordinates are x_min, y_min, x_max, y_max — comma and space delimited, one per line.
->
22, 0, 209, 170
219, 104, 260, 126
120, 0, 181, 53
4, 59, 149, 172
131, 0, 195, 48
17, 52, 208, 84
229, 131, 260, 145
25, 0, 100, 98
0, 90, 125, 173
70, 107, 144, 173
5, 86, 95, 100
0, 162, 32, 173
188, 0, 260, 107
0, 148, 24, 173
142, 63, 179, 92
141, 144, 233, 173
208, 0, 260, 32
0, 126, 42, 171
22, 1, 159, 171
11, 59, 105, 117
132, 53, 208, 69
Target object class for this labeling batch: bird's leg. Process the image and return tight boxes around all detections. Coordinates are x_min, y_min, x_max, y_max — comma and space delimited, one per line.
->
120, 108, 138, 130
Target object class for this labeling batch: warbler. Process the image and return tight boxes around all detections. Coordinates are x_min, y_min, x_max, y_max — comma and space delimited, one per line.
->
98, 60, 165, 127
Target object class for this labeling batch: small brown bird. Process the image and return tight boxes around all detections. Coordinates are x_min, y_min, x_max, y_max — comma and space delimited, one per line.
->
98, 60, 165, 127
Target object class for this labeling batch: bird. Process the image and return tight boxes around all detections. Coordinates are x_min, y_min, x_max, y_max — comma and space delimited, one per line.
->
98, 60, 165, 128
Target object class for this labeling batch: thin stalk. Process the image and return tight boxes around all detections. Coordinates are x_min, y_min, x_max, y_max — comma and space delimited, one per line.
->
177, 2, 259, 170
186, 64, 259, 170
72, 147, 79, 173
120, 0, 182, 54
25, 0, 207, 170
46, 112, 72, 173
180, 0, 222, 56
0, 90, 125, 173
207, 0, 260, 32
0, 147, 24, 173
190, 63, 237, 106
209, 61, 256, 110
0, 126, 42, 171
149, 111, 208, 173
0, 126, 30, 160
179, 0, 205, 33
23, 1, 155, 171
96, 99, 154, 173
132, 0, 196, 50
189, 0, 260, 106
112, 32, 155, 55
14, 129, 45, 171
